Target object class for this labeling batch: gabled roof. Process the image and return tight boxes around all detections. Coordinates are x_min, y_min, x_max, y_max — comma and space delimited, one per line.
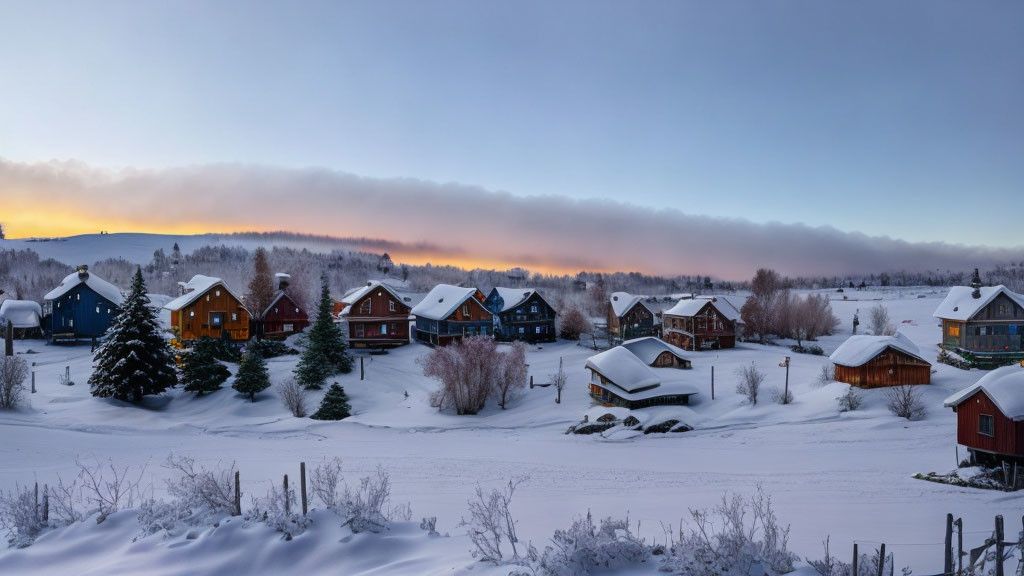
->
263, 291, 303, 317
489, 287, 546, 313
829, 332, 929, 367
609, 292, 654, 318
410, 284, 484, 321
340, 280, 426, 316
664, 296, 741, 322
621, 337, 691, 366
585, 346, 661, 393
933, 285, 1024, 322
0, 300, 42, 329
44, 271, 124, 306
944, 365, 1024, 421
163, 275, 246, 312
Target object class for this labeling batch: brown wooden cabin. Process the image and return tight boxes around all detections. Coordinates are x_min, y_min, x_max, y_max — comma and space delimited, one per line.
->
164, 275, 251, 342
262, 291, 309, 338
662, 297, 739, 351
829, 334, 931, 388
933, 276, 1024, 368
410, 284, 493, 346
607, 292, 658, 342
341, 280, 423, 348
944, 366, 1024, 465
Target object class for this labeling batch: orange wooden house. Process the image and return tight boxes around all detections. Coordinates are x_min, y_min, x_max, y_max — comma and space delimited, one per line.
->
163, 275, 251, 342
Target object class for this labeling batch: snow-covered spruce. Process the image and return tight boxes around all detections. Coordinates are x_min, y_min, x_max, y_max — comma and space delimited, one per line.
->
88, 267, 177, 402
294, 275, 352, 390
180, 337, 231, 397
233, 352, 271, 402
310, 383, 351, 420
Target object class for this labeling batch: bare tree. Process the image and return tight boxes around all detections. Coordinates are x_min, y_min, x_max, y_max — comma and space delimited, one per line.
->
557, 305, 591, 340
550, 357, 568, 404
462, 478, 527, 564
309, 457, 344, 510
735, 363, 765, 405
741, 269, 785, 343
495, 342, 527, 410
244, 247, 276, 339
278, 378, 307, 417
868, 304, 894, 336
0, 356, 29, 409
884, 385, 926, 420
422, 336, 500, 415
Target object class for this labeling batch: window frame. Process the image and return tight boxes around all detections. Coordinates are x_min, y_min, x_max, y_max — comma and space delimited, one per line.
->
978, 414, 994, 437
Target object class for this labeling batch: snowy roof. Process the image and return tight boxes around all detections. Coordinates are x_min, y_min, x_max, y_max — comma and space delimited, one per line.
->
592, 378, 700, 403
44, 270, 124, 305
664, 296, 740, 322
621, 337, 691, 366
340, 280, 426, 316
585, 346, 661, 393
933, 285, 1024, 322
609, 292, 653, 318
263, 291, 301, 317
163, 275, 245, 312
944, 365, 1024, 421
491, 287, 539, 313
0, 300, 42, 329
828, 332, 928, 367
410, 284, 482, 321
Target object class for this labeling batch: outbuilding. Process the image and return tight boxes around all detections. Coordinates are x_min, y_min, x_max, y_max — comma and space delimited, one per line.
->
829, 332, 931, 388
44, 265, 124, 341
943, 365, 1024, 465
0, 300, 43, 338
585, 346, 698, 409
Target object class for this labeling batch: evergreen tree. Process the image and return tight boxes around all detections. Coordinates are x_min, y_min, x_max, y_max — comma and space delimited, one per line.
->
89, 267, 178, 402
294, 276, 352, 389
232, 352, 270, 402
244, 247, 276, 340
181, 337, 231, 396
310, 383, 352, 420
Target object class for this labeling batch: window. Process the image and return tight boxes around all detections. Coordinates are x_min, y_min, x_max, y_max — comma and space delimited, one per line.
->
530, 304, 538, 313
76, 293, 80, 301
462, 305, 470, 317
95, 306, 100, 314
998, 304, 1007, 314
355, 324, 365, 338
283, 323, 294, 332
231, 313, 238, 321
69, 319, 74, 327
360, 300, 372, 315
215, 290, 221, 297
535, 326, 542, 334
189, 310, 195, 318
979, 414, 994, 437
210, 312, 224, 326
381, 323, 388, 335
518, 327, 525, 334
295, 307, 299, 313
206, 295, 210, 302
948, 325, 960, 337
389, 300, 396, 312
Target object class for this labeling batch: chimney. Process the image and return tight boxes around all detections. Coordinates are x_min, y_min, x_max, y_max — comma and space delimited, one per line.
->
178, 281, 188, 296
275, 273, 291, 292
77, 264, 89, 280
970, 268, 981, 299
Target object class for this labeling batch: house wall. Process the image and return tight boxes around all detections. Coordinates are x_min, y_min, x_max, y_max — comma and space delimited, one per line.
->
953, 294, 1024, 353
49, 283, 119, 338
263, 293, 309, 336
347, 287, 413, 347
172, 285, 250, 341
833, 348, 931, 388
955, 390, 1023, 458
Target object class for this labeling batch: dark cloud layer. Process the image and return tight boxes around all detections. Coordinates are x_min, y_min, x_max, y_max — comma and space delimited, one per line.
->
1, 157, 1018, 278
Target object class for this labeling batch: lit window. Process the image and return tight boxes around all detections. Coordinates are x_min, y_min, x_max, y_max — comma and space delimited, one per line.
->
518, 327, 525, 334
381, 323, 388, 335
948, 325, 960, 337
274, 307, 279, 314
206, 295, 210, 302
189, 310, 195, 317
360, 300, 372, 314
283, 323, 293, 332
215, 290, 221, 297
76, 294, 80, 301
979, 414, 994, 437
231, 313, 237, 321
536, 326, 542, 334
69, 319, 74, 327
96, 306, 100, 314
294, 307, 299, 314
462, 305, 470, 316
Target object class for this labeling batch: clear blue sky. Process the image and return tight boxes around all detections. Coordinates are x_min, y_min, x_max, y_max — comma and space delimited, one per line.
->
1, 1, 1021, 247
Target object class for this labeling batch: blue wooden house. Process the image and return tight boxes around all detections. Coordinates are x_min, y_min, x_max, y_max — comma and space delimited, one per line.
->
410, 284, 493, 346
484, 287, 557, 343
44, 265, 124, 341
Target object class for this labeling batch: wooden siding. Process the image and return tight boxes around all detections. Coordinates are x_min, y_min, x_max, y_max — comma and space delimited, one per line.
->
943, 294, 1024, 355
833, 347, 931, 388
662, 301, 737, 351
347, 286, 413, 348
262, 293, 309, 337
171, 284, 250, 341
490, 292, 557, 343
610, 302, 657, 341
49, 282, 119, 339
954, 389, 1024, 458
414, 290, 493, 346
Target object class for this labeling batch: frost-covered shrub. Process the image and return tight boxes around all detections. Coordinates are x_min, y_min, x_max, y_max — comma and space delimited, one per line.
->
662, 486, 797, 576
420, 516, 439, 536
245, 481, 309, 540
539, 511, 648, 576
735, 363, 765, 405
278, 378, 307, 417
76, 457, 147, 522
837, 387, 863, 412
884, 385, 926, 421
0, 484, 47, 548
341, 466, 392, 533
164, 455, 237, 519
770, 386, 794, 405
462, 478, 526, 564
424, 336, 527, 414
309, 457, 344, 510
137, 498, 190, 537
644, 419, 680, 434
0, 356, 29, 409
817, 364, 836, 386
936, 349, 970, 370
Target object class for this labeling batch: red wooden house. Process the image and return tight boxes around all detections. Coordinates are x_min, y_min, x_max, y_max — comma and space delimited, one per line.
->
662, 296, 740, 351
262, 291, 309, 337
944, 365, 1024, 465
340, 280, 424, 348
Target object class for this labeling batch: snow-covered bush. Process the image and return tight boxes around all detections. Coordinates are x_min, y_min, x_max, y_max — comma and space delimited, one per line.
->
341, 466, 393, 533
539, 511, 648, 576
662, 486, 797, 576
557, 305, 591, 341
76, 457, 148, 522
837, 387, 863, 412
462, 478, 526, 564
0, 355, 29, 409
0, 484, 46, 548
735, 363, 765, 405
817, 364, 836, 386
495, 342, 528, 409
936, 349, 970, 370
771, 386, 794, 405
309, 457, 344, 510
245, 480, 309, 539
868, 304, 894, 336
420, 516, 439, 536
163, 455, 237, 519
423, 336, 528, 414
278, 378, 307, 417
884, 385, 926, 420
809, 541, 895, 576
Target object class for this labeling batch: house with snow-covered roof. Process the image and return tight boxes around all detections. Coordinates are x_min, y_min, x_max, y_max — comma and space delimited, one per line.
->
621, 337, 692, 368
585, 346, 698, 409
943, 364, 1024, 465
44, 265, 124, 341
484, 287, 556, 343
163, 275, 250, 342
933, 269, 1024, 368
410, 284, 493, 346
662, 296, 740, 351
607, 292, 659, 343
0, 300, 42, 338
829, 332, 931, 388
340, 280, 425, 348
261, 274, 309, 338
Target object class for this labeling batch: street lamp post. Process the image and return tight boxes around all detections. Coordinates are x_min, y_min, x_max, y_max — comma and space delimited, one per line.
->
779, 356, 791, 404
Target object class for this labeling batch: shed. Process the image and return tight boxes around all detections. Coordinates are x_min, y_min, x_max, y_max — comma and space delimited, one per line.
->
944, 365, 1024, 464
585, 346, 699, 409
829, 333, 931, 388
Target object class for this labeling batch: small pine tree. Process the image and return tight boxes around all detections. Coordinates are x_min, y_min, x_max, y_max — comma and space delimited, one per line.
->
233, 352, 270, 402
310, 383, 352, 420
294, 276, 353, 389
181, 337, 231, 396
244, 247, 276, 340
89, 267, 178, 402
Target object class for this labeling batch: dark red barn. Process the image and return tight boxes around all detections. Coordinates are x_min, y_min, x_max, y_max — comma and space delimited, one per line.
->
944, 365, 1024, 465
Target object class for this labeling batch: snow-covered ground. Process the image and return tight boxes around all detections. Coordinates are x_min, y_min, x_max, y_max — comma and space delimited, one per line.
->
1, 286, 1020, 574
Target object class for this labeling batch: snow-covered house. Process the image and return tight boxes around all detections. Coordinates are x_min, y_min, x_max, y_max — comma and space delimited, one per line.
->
484, 287, 556, 343
662, 296, 741, 351
0, 299, 43, 338
410, 284, 492, 346
44, 265, 124, 341
620, 337, 692, 368
943, 365, 1024, 465
829, 332, 931, 388
607, 292, 659, 343
339, 280, 424, 348
585, 346, 698, 409
163, 275, 250, 342
933, 270, 1024, 367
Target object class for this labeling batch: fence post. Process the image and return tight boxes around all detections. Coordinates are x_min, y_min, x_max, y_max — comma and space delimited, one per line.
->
283, 474, 290, 516
877, 543, 885, 576
234, 470, 241, 516
360, 357, 364, 381
944, 513, 954, 575
42, 485, 48, 523
994, 515, 1004, 576
300, 462, 308, 516
31, 372, 36, 393
852, 543, 858, 576
711, 366, 715, 400
530, 375, 534, 389
34, 482, 39, 523
955, 517, 963, 576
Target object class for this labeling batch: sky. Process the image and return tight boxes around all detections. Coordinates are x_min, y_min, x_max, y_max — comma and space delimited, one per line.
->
1, 1, 1022, 277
